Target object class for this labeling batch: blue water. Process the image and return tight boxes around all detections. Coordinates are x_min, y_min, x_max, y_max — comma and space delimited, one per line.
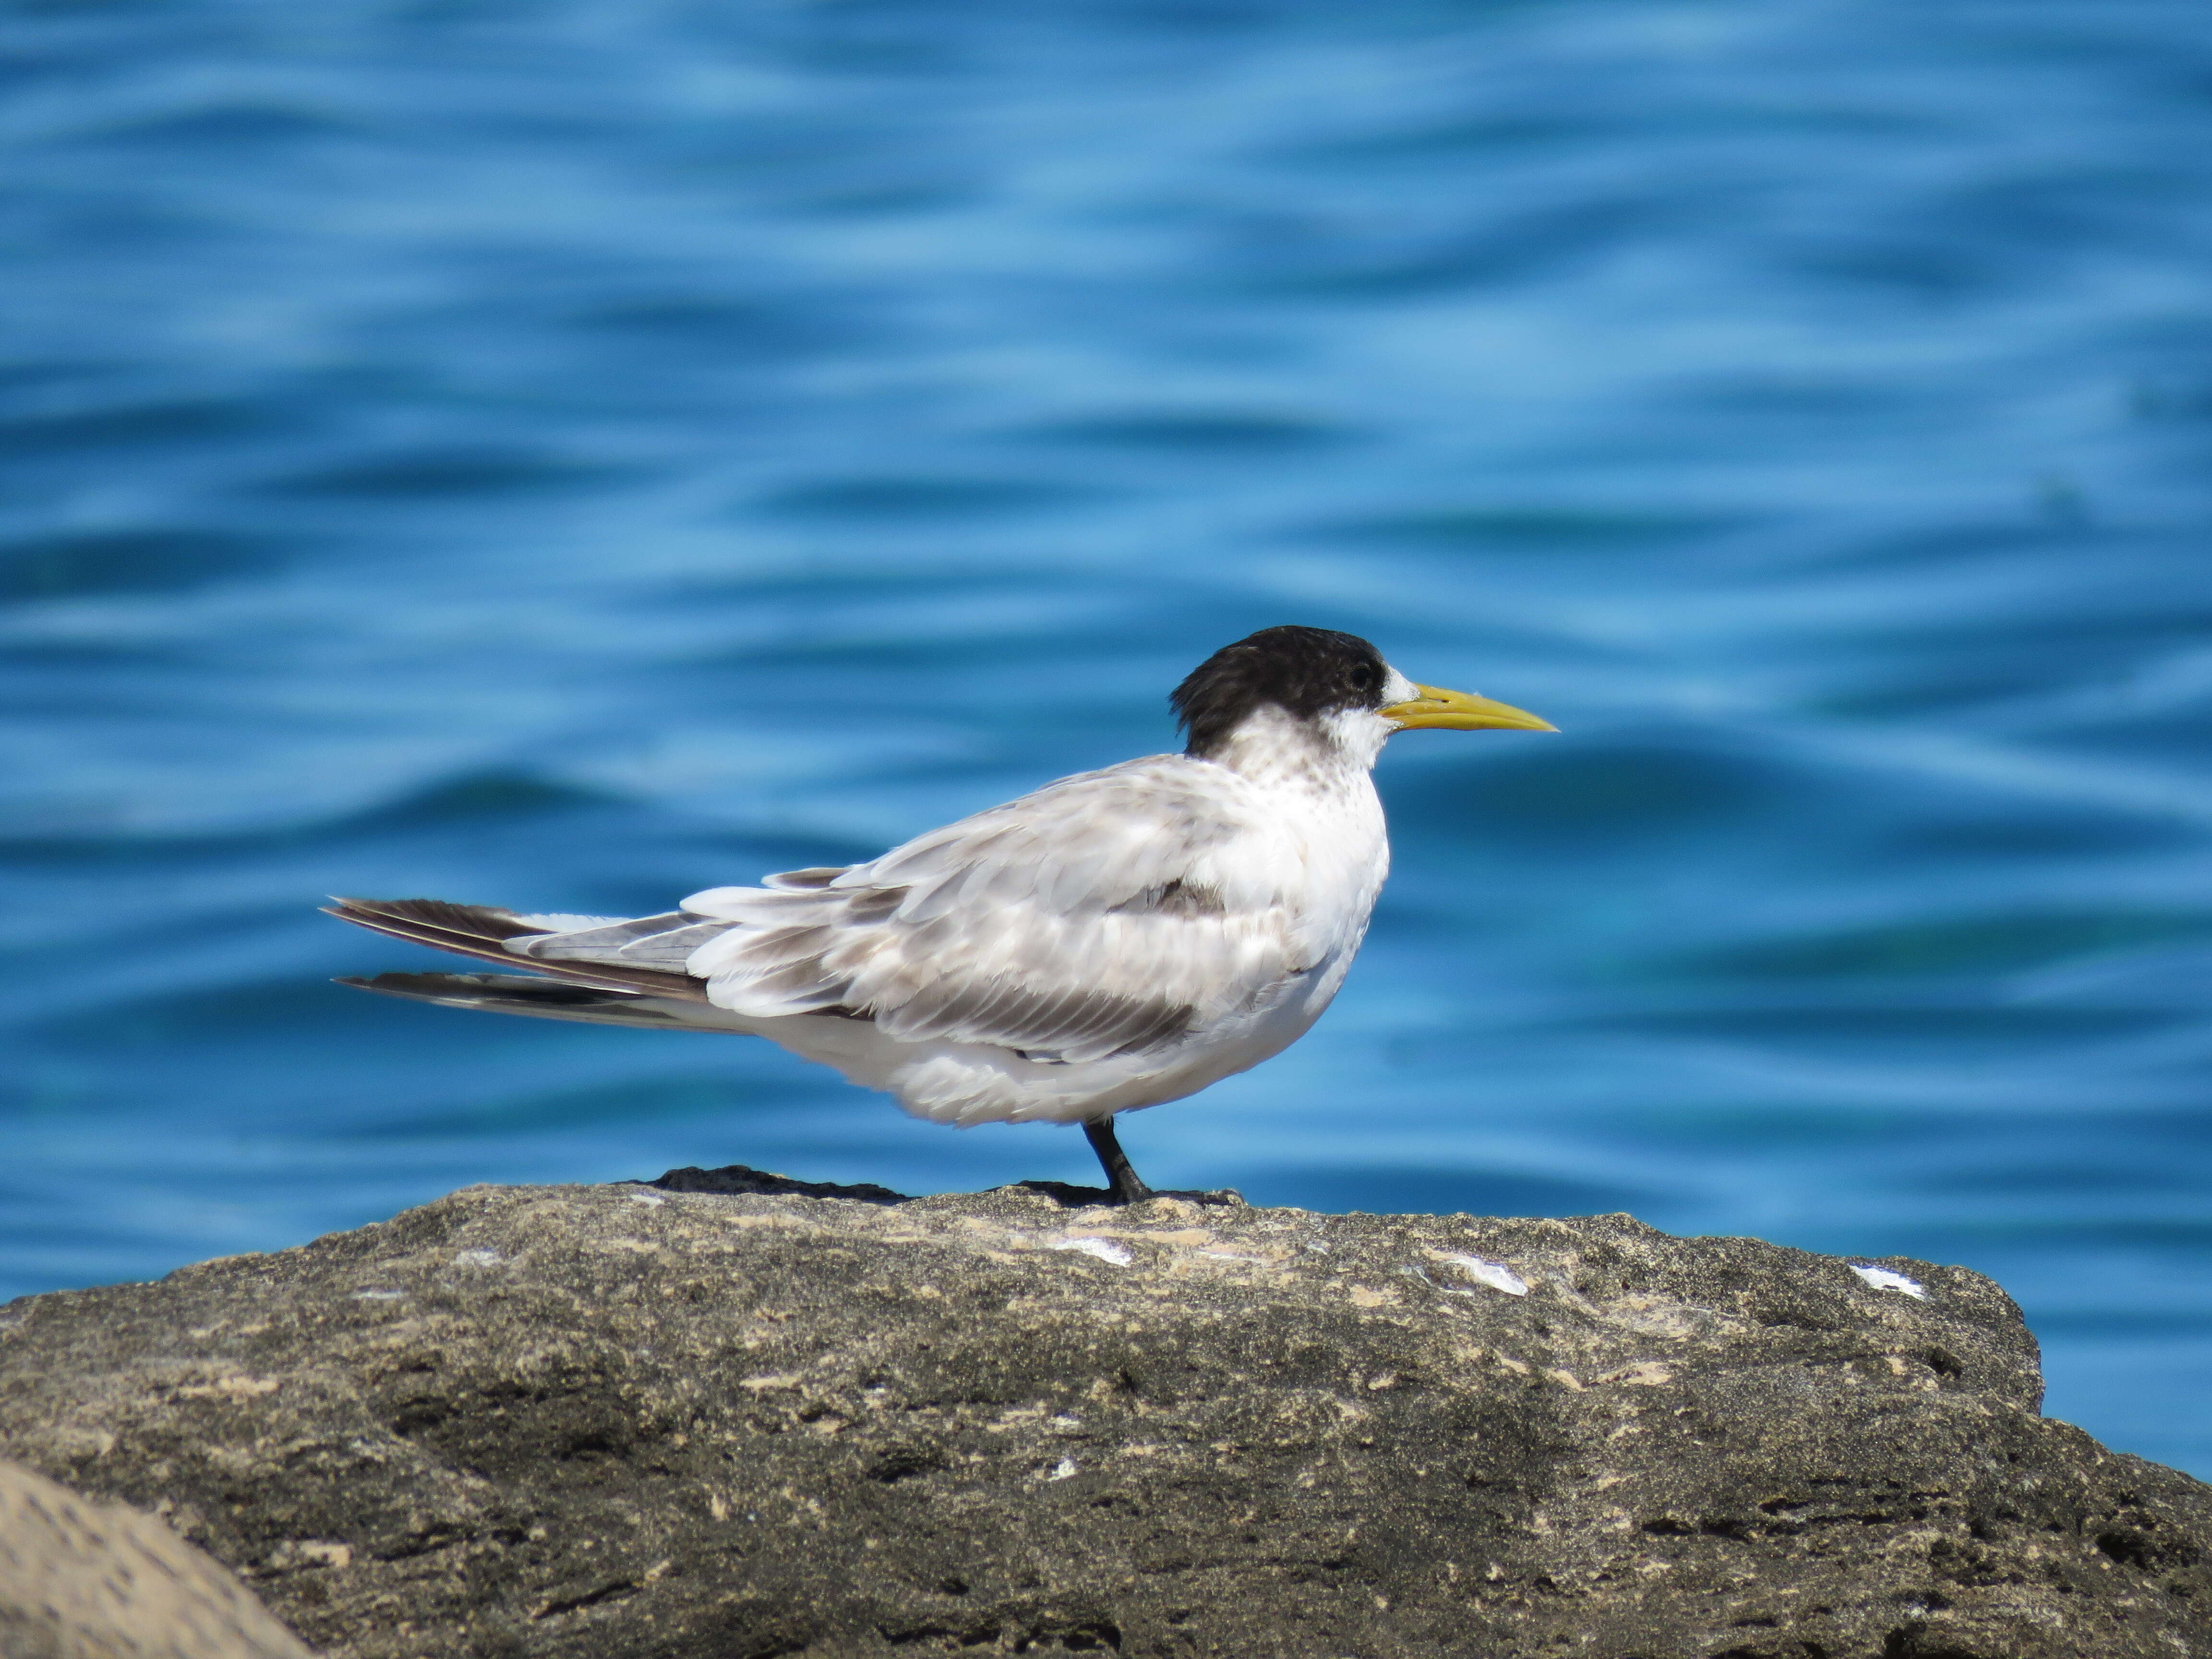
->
7, 0, 2212, 1474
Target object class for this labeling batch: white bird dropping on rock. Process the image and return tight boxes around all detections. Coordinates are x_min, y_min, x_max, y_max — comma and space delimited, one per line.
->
1443, 1254, 1530, 1296
1049, 1237, 1133, 1266
1850, 1264, 1927, 1299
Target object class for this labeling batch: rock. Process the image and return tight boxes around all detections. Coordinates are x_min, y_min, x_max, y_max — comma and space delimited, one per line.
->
0, 1455, 315, 1659
0, 1167, 2207, 1659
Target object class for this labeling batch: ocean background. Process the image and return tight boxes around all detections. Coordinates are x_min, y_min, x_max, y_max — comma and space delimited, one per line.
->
6, 0, 2212, 1474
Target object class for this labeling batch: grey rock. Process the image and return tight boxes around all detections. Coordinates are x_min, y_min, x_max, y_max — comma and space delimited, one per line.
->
0, 1167, 2206, 1659
0, 1455, 314, 1659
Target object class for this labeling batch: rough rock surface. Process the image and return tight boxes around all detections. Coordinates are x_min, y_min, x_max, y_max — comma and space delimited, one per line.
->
0, 1167, 2207, 1659
0, 1455, 314, 1659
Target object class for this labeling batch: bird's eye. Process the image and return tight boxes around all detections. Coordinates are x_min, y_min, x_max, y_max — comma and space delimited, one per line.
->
1348, 666, 1376, 691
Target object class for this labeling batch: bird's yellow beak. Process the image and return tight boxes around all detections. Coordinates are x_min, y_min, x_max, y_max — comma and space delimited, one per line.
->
1380, 683, 1557, 733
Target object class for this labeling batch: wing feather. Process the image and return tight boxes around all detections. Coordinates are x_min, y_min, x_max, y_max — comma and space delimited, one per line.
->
508, 912, 733, 972
762, 866, 849, 890
683, 756, 1296, 1061
372, 754, 1315, 1065
325, 899, 715, 1001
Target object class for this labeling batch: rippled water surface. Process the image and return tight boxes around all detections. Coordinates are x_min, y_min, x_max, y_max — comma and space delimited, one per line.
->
7, 0, 2212, 1472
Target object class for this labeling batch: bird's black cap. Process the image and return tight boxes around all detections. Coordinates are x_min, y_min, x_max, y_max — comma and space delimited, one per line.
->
1171, 626, 1391, 759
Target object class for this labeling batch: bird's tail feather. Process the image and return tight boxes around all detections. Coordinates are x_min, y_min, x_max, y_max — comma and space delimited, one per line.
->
339, 971, 745, 1033
325, 896, 712, 1001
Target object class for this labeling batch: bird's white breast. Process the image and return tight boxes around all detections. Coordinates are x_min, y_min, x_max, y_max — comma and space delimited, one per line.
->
1192, 711, 1388, 981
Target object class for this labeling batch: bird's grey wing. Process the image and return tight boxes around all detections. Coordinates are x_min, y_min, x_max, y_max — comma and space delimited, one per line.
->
486, 866, 859, 979
326, 897, 718, 1000
682, 758, 1298, 1062
340, 971, 733, 1031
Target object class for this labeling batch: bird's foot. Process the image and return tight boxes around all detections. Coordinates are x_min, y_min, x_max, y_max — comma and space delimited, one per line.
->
1008, 1180, 1245, 1210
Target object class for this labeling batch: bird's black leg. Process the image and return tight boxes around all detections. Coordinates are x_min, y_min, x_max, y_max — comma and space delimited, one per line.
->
1083, 1117, 1154, 1205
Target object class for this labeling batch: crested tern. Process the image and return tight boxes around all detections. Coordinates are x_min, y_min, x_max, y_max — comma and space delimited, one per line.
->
328, 626, 1552, 1203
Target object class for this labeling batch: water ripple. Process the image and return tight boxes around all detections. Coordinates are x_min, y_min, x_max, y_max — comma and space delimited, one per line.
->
5, 0, 2212, 1475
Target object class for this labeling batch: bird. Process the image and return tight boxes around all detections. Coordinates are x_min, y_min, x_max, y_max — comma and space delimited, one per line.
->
327, 625, 1553, 1204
